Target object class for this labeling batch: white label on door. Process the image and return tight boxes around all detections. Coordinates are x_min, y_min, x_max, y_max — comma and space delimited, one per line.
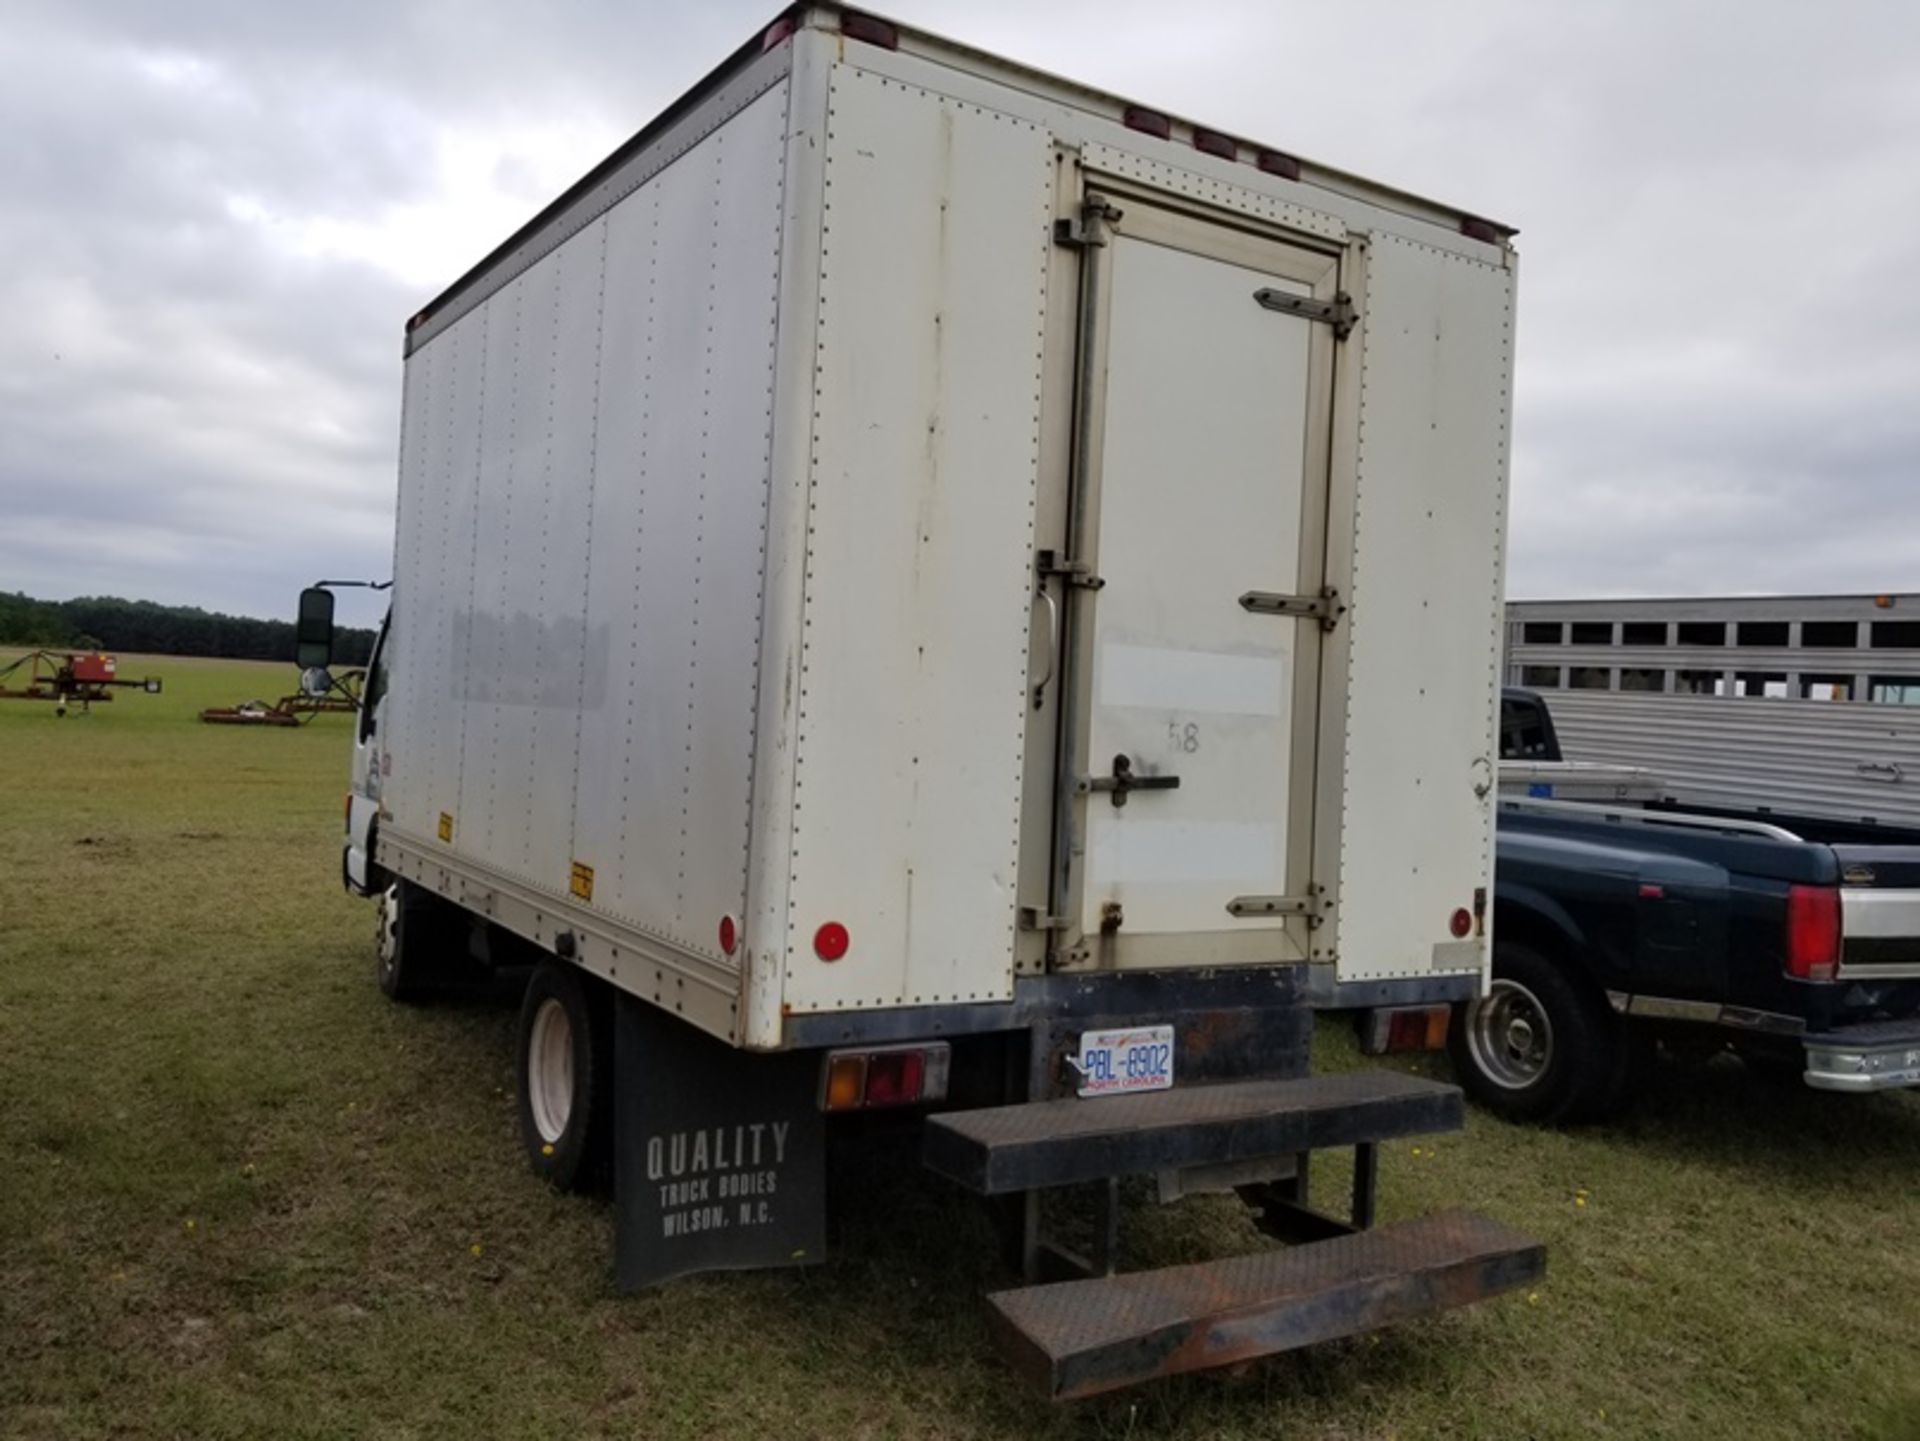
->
1089, 820, 1279, 884
1099, 643, 1286, 717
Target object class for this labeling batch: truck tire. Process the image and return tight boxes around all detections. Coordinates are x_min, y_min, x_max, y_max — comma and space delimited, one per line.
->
515, 960, 613, 1194
1449, 943, 1623, 1124
374, 881, 464, 1002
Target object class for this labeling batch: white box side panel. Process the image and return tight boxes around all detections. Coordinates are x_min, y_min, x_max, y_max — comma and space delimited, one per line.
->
524, 223, 609, 888
574, 182, 674, 929
678, 94, 790, 953
381, 339, 437, 831
452, 277, 524, 870
568, 81, 790, 965
781, 66, 1053, 1012
471, 259, 563, 883
1331, 235, 1515, 983
431, 321, 480, 830
390, 317, 487, 843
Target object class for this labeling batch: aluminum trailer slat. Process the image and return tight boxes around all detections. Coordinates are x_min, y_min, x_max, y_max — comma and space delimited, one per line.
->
1538, 690, 1920, 831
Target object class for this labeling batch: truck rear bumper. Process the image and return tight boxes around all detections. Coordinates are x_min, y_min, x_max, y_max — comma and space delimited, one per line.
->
1803, 1019, 1920, 1092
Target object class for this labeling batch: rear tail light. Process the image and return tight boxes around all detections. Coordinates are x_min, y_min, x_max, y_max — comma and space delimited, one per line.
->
1361, 1005, 1451, 1055
820, 1043, 950, 1111
1785, 884, 1841, 982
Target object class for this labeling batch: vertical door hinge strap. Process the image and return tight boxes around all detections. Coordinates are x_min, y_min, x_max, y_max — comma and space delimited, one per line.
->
1239, 587, 1344, 630
1253, 287, 1357, 340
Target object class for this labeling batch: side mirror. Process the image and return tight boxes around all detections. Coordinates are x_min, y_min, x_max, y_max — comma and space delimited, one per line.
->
295, 587, 336, 670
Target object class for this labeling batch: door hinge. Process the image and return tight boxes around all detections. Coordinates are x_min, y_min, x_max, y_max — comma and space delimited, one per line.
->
1240, 587, 1344, 630
1253, 287, 1357, 340
1019, 906, 1068, 932
1227, 892, 1327, 928
1037, 548, 1105, 590
1055, 194, 1123, 249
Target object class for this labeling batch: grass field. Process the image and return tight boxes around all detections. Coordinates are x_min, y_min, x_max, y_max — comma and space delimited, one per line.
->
3, 651, 1919, 1440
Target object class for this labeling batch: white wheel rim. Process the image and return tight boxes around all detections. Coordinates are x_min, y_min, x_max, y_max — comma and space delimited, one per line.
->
376, 886, 400, 970
527, 998, 575, 1145
1465, 978, 1555, 1090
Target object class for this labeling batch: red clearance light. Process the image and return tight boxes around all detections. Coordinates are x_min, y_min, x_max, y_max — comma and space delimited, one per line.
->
814, 921, 850, 961
841, 11, 899, 49
1449, 907, 1473, 939
1122, 106, 1172, 140
761, 16, 797, 50
717, 914, 738, 956
1192, 128, 1236, 160
1255, 149, 1301, 181
1785, 884, 1841, 982
1460, 216, 1509, 245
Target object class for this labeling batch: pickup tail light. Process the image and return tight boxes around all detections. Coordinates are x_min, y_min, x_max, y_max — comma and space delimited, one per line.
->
1785, 884, 1841, 982
821, 1042, 950, 1111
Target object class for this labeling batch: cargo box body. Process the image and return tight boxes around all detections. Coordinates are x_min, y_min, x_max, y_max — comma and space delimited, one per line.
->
368, 6, 1517, 1050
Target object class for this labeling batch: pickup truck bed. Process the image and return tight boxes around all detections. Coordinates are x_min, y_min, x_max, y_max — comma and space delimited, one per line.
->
1454, 692, 1920, 1122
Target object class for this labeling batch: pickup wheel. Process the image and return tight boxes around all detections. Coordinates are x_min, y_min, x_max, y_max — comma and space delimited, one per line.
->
515, 960, 613, 1194
1450, 943, 1623, 1124
374, 881, 463, 1003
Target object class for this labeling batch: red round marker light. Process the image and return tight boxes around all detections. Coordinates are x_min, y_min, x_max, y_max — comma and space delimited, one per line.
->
1449, 907, 1473, 939
718, 914, 738, 956
814, 921, 850, 961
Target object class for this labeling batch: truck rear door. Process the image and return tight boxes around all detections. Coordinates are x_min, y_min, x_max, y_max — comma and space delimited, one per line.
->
1050, 189, 1340, 971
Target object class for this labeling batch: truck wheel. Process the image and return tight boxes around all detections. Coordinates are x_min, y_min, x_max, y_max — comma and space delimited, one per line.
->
374, 881, 462, 1002
515, 961, 613, 1194
1449, 943, 1621, 1124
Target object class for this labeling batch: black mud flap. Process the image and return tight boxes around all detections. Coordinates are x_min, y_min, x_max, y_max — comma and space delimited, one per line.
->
614, 994, 826, 1290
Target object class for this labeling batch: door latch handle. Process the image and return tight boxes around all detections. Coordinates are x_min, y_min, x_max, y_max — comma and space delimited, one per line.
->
1030, 587, 1058, 711
1081, 753, 1180, 808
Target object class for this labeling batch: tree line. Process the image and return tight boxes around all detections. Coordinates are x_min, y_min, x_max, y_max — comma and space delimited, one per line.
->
0, 591, 377, 666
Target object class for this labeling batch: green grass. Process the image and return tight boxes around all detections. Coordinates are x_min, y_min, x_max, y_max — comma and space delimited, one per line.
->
3, 651, 1919, 1439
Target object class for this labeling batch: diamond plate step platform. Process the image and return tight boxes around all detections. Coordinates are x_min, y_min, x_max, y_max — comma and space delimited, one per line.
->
922, 1070, 1462, 1195
989, 1209, 1544, 1400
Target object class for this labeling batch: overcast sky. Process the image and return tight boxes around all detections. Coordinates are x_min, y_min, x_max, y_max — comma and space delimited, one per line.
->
4, 1, 1918, 627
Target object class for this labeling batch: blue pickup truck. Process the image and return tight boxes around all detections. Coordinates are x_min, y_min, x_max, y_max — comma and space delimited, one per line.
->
1447, 690, 1920, 1122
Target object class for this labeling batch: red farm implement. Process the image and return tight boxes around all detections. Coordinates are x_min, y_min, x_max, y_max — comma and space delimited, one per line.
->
0, 650, 162, 715
200, 667, 365, 727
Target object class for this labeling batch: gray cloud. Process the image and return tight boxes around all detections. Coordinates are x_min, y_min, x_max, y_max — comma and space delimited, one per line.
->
3, 0, 1918, 628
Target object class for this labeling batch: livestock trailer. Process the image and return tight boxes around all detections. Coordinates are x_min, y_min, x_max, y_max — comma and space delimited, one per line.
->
306, 4, 1539, 1398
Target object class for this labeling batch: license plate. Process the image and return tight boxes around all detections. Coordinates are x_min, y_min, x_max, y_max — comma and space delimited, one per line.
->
1074, 1025, 1175, 1098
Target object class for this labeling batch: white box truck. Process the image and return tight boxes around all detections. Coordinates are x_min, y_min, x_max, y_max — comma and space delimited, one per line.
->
297, 5, 1539, 1398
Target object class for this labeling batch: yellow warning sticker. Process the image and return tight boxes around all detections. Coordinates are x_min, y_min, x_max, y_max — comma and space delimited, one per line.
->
437, 812, 453, 843
570, 861, 595, 902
